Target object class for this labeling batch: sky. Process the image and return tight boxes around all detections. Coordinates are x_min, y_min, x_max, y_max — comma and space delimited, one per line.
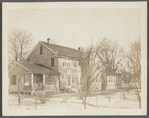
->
7, 7, 141, 50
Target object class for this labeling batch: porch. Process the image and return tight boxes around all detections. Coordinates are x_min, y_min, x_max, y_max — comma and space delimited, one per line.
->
13, 62, 61, 95
23, 73, 60, 95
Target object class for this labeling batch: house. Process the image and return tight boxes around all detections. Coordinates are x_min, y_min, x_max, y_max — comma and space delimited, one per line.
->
106, 72, 121, 90
9, 38, 121, 95
9, 38, 81, 95
82, 48, 121, 91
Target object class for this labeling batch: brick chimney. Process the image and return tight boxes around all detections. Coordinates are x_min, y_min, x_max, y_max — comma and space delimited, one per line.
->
78, 47, 81, 51
47, 38, 51, 44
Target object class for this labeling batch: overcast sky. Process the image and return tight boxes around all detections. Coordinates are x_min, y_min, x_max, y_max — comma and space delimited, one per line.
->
7, 6, 141, 50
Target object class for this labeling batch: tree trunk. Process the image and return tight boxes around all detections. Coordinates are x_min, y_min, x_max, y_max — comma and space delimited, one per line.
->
18, 78, 21, 105
84, 102, 86, 109
83, 96, 87, 109
139, 98, 141, 109
123, 90, 126, 101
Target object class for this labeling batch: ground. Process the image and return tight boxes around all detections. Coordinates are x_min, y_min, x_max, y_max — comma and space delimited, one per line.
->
9, 89, 139, 110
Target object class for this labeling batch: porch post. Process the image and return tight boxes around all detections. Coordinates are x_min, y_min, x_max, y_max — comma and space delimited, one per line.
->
43, 74, 45, 86
31, 73, 34, 95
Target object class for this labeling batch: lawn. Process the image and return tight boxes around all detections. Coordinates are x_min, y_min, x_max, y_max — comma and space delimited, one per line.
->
9, 90, 139, 110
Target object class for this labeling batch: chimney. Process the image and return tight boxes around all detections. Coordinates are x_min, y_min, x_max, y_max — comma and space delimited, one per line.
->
47, 38, 51, 44
78, 47, 81, 51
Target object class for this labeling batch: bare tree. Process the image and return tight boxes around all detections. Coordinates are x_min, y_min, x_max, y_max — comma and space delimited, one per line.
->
76, 46, 104, 109
76, 38, 123, 109
9, 29, 32, 62
96, 38, 123, 74
121, 39, 141, 108
8, 29, 32, 105
96, 38, 124, 101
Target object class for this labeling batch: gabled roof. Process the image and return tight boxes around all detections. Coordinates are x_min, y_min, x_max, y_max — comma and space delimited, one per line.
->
17, 62, 60, 75
41, 42, 81, 60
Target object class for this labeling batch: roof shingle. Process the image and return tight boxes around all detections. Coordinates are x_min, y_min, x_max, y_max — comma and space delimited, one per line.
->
42, 42, 81, 60
19, 62, 60, 75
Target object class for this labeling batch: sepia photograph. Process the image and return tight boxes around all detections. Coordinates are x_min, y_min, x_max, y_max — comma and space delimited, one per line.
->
2, 2, 147, 116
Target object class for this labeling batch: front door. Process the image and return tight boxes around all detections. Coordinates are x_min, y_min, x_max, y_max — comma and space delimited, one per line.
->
60, 74, 64, 89
36, 74, 43, 90
66, 75, 71, 87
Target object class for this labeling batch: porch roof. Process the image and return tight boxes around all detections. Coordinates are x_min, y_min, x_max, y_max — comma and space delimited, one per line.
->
18, 62, 60, 75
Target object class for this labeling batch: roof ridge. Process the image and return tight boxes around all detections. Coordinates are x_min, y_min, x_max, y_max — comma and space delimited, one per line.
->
42, 41, 79, 52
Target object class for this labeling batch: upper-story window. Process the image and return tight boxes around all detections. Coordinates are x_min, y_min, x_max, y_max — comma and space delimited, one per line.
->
62, 59, 78, 68
74, 61, 77, 67
51, 58, 54, 67
67, 60, 70, 67
62, 59, 66, 66
40, 46, 43, 55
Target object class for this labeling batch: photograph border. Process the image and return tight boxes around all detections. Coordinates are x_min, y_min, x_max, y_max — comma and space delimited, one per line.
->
2, 2, 147, 116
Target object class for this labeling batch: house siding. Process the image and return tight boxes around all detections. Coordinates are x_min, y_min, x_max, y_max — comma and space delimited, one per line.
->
59, 58, 81, 89
28, 43, 59, 71
27, 43, 82, 91
9, 64, 30, 92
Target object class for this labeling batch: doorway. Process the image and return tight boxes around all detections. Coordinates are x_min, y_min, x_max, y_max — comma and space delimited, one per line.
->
60, 74, 64, 89
35, 74, 43, 90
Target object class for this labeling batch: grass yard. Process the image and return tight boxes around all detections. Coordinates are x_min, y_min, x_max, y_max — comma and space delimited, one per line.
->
8, 90, 139, 110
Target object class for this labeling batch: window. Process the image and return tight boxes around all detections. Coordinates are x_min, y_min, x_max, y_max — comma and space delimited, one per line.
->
67, 75, 71, 86
72, 76, 75, 83
45, 75, 57, 85
114, 76, 116, 82
62, 59, 66, 66
36, 74, 43, 84
70, 60, 72, 67
10, 75, 16, 85
24, 74, 31, 86
67, 62, 70, 67
74, 61, 77, 67
111, 76, 113, 82
51, 58, 54, 67
40, 46, 43, 54
63, 62, 66, 66
71, 60, 74, 67
66, 59, 70, 67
